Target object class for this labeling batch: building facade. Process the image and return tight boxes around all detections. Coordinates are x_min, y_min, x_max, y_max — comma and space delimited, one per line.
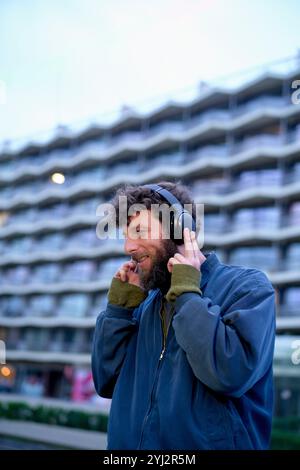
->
0, 65, 300, 416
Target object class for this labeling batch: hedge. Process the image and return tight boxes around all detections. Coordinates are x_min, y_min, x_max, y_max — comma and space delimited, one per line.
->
0, 401, 108, 432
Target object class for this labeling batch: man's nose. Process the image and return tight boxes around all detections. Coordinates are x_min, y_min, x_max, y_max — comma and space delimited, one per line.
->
124, 237, 140, 255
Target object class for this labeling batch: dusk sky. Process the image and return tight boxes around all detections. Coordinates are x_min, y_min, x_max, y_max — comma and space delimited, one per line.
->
0, 0, 299, 146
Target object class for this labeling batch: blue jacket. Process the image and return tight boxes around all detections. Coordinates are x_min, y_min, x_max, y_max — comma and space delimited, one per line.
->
92, 253, 276, 450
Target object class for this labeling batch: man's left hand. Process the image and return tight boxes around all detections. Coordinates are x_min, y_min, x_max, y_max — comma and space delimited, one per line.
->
167, 228, 206, 273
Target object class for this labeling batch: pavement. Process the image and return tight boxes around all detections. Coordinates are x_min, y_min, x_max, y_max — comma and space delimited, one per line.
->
0, 419, 107, 450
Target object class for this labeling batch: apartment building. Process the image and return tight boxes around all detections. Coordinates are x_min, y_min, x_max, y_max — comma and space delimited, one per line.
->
0, 65, 300, 415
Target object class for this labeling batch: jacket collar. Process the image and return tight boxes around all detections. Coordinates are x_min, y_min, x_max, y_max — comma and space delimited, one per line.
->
200, 251, 220, 290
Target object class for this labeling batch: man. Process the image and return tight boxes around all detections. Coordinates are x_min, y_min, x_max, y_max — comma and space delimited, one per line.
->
92, 181, 276, 450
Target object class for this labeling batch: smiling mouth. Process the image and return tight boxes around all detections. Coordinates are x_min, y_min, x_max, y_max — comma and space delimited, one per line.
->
136, 255, 149, 265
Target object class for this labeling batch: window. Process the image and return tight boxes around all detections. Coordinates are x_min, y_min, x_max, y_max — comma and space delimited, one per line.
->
6, 328, 21, 349
32, 263, 60, 283
230, 246, 278, 271
288, 202, 300, 226
37, 233, 65, 252
204, 213, 226, 234
70, 197, 101, 216
0, 238, 6, 255
234, 169, 282, 191
0, 296, 26, 317
285, 243, 300, 271
232, 206, 280, 231
98, 257, 127, 279
281, 288, 300, 316
28, 295, 56, 317
67, 228, 98, 248
57, 294, 90, 317
61, 328, 76, 352
0, 159, 16, 176
5, 265, 31, 285
73, 167, 106, 186
9, 207, 38, 225
192, 177, 230, 196
61, 261, 96, 282
23, 328, 50, 351
8, 236, 34, 254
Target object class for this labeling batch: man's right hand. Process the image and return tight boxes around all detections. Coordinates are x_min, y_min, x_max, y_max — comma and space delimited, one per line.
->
114, 260, 141, 288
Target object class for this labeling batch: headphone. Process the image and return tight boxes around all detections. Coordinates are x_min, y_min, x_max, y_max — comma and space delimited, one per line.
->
144, 184, 196, 244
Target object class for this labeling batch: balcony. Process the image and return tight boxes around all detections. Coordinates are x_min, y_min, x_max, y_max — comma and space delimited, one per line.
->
188, 109, 230, 128
229, 246, 279, 272
234, 134, 285, 154
235, 95, 286, 117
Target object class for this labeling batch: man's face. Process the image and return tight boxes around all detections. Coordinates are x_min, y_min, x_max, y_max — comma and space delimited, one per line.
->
123, 209, 178, 293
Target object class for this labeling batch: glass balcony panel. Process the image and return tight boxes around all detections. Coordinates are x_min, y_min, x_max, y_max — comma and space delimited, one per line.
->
98, 257, 127, 280
288, 202, 300, 226
61, 260, 96, 282
31, 263, 60, 283
67, 228, 98, 248
281, 288, 300, 316
203, 214, 227, 234
0, 296, 26, 317
57, 293, 90, 318
4, 265, 31, 285
7, 236, 34, 255
230, 247, 278, 271
192, 177, 230, 197
37, 232, 65, 252
28, 295, 56, 317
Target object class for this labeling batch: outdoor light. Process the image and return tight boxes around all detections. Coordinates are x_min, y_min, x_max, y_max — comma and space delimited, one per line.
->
0, 365, 12, 377
51, 172, 65, 184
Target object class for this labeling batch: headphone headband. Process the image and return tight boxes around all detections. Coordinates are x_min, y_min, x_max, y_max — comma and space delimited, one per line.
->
143, 183, 196, 243
144, 184, 184, 211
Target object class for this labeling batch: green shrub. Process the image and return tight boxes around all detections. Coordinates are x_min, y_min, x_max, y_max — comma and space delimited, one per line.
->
271, 430, 300, 450
0, 401, 108, 433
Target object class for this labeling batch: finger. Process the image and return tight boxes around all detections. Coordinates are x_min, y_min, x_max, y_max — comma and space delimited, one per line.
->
183, 228, 194, 258
127, 271, 141, 287
190, 230, 199, 255
122, 261, 136, 271
174, 252, 186, 262
119, 269, 127, 282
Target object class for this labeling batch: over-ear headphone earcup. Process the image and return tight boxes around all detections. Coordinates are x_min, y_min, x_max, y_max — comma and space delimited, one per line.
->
172, 211, 195, 244
180, 211, 196, 232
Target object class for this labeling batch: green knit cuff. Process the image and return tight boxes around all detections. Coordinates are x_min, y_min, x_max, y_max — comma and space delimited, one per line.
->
165, 264, 202, 304
108, 277, 147, 308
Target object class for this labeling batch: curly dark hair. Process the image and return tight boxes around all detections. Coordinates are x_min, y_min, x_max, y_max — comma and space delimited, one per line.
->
110, 180, 199, 243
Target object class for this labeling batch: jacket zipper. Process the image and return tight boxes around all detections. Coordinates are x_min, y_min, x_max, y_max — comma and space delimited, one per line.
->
138, 298, 175, 449
159, 301, 175, 360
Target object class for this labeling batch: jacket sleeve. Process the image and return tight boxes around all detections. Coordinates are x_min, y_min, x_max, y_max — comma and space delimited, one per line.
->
91, 304, 138, 398
172, 271, 276, 397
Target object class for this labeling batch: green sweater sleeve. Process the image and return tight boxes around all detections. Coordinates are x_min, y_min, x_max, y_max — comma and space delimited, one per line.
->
165, 264, 202, 304
108, 277, 147, 308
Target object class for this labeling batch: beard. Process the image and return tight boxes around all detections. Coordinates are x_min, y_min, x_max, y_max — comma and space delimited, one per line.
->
139, 238, 179, 295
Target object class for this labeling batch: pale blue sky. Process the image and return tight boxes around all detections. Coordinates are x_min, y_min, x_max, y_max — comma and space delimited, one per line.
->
0, 0, 299, 145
